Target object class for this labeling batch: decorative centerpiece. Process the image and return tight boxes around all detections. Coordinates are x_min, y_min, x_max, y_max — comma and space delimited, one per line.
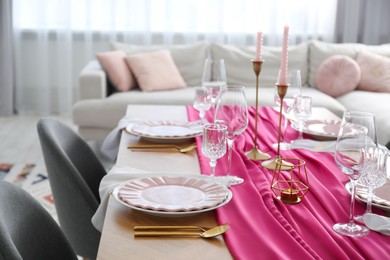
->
246, 32, 271, 161
262, 25, 292, 170
271, 157, 309, 204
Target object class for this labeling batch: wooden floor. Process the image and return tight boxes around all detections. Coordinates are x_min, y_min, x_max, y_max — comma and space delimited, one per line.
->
0, 114, 74, 165
0, 113, 113, 172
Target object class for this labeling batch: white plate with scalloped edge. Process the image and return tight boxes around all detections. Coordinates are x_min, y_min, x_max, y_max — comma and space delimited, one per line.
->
292, 119, 366, 141
125, 120, 202, 143
346, 180, 390, 213
113, 176, 232, 217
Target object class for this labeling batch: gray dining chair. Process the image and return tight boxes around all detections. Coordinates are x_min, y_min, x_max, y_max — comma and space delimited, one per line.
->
0, 181, 78, 260
37, 117, 107, 259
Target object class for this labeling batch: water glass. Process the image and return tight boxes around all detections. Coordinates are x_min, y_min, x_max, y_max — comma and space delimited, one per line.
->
274, 68, 302, 150
193, 86, 212, 123
355, 147, 388, 222
333, 111, 377, 237
202, 58, 227, 105
201, 123, 227, 177
293, 95, 312, 140
214, 85, 248, 185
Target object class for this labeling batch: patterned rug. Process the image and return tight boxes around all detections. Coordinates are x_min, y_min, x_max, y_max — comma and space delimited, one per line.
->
0, 163, 57, 222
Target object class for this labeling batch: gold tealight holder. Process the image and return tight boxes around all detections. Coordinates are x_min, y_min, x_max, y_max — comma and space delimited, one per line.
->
245, 60, 271, 161
271, 157, 309, 204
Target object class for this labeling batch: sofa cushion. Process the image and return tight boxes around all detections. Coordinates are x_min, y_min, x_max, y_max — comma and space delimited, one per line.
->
209, 42, 309, 88
357, 51, 390, 93
309, 40, 390, 88
96, 50, 136, 91
316, 55, 361, 97
125, 50, 186, 92
111, 41, 209, 86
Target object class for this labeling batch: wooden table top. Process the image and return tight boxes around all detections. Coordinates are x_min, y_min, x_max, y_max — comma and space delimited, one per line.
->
97, 105, 339, 259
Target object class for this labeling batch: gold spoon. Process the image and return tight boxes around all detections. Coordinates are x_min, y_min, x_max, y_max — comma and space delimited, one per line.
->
134, 224, 229, 238
127, 143, 197, 153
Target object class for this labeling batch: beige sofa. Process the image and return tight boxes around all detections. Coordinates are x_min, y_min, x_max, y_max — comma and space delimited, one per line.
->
72, 40, 390, 145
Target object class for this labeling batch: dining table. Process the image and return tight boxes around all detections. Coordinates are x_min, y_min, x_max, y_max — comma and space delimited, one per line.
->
95, 104, 390, 260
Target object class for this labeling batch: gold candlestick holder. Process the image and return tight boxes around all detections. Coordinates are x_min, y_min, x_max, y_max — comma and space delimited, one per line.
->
262, 83, 292, 170
245, 60, 271, 161
271, 157, 309, 204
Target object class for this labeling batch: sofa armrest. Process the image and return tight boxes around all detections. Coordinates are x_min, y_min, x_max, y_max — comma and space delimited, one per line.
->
78, 60, 107, 100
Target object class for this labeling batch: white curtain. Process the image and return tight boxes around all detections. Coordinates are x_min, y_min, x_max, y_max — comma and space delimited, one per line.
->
12, 0, 337, 114
335, 0, 390, 44
0, 0, 13, 116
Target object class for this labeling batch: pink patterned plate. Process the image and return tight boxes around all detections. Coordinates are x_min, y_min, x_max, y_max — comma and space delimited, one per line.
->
294, 119, 365, 141
125, 120, 202, 143
346, 180, 390, 213
115, 176, 231, 214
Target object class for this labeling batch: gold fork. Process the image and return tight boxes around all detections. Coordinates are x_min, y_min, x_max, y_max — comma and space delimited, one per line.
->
127, 143, 196, 153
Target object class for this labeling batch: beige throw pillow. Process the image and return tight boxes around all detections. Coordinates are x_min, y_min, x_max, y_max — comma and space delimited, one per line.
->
125, 50, 186, 92
96, 50, 136, 92
111, 41, 209, 86
357, 51, 390, 93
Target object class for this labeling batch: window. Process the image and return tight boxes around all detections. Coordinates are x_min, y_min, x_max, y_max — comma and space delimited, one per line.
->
14, 0, 337, 42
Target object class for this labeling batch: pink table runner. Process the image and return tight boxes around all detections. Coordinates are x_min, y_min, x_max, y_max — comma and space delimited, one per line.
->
187, 106, 390, 259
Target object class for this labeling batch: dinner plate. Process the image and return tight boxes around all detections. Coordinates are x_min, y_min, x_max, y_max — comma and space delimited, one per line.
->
292, 119, 365, 141
112, 176, 232, 217
345, 180, 390, 213
125, 120, 202, 143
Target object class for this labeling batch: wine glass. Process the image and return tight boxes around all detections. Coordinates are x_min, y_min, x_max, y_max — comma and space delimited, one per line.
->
355, 147, 388, 223
202, 58, 227, 105
201, 123, 227, 178
333, 111, 377, 237
292, 95, 312, 141
193, 86, 212, 123
214, 85, 249, 185
273, 69, 302, 150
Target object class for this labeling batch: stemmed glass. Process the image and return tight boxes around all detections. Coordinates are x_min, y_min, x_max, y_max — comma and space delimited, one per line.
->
214, 85, 249, 185
202, 58, 227, 106
355, 147, 388, 223
201, 123, 227, 178
273, 69, 302, 150
333, 111, 377, 237
292, 95, 312, 141
193, 86, 212, 123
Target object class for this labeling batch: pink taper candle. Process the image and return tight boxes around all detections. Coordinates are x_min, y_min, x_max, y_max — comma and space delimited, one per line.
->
255, 32, 263, 61
278, 25, 289, 85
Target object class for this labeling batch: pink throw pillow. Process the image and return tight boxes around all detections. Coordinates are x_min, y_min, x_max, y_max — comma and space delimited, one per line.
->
315, 55, 361, 97
96, 50, 136, 92
357, 51, 390, 93
125, 50, 186, 92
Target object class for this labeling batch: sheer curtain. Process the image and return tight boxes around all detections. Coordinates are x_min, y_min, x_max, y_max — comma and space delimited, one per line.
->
335, 0, 390, 44
0, 0, 13, 116
12, 0, 337, 114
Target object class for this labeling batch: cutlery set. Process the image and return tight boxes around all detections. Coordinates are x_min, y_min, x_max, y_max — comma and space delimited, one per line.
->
128, 123, 228, 239
134, 224, 230, 238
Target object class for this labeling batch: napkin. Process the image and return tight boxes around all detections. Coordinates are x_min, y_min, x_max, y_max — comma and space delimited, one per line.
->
100, 116, 142, 161
92, 164, 149, 231
290, 139, 336, 153
363, 213, 390, 236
